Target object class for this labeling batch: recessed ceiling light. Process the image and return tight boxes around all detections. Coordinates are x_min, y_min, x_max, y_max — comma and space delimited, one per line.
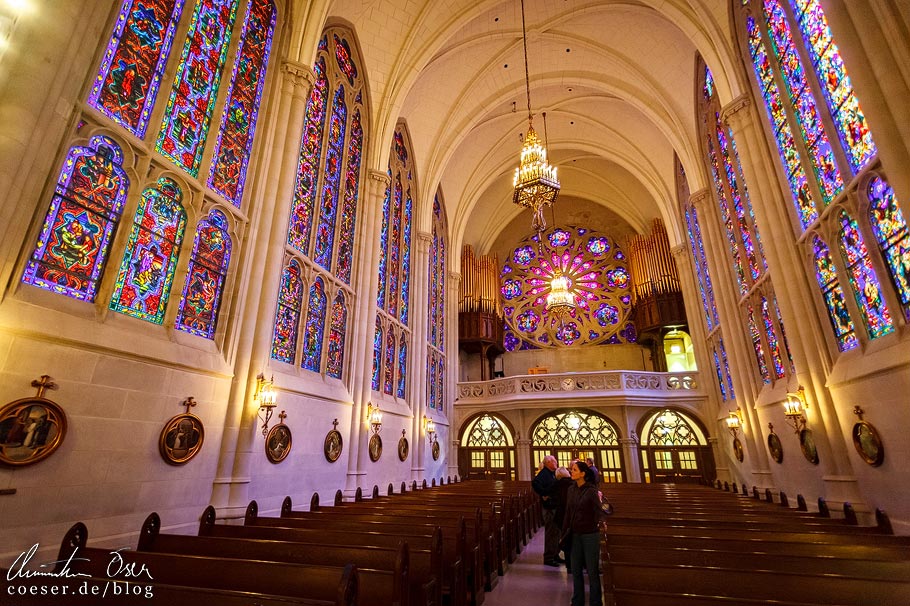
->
567, 87, 573, 92
570, 121, 575, 125
566, 48, 571, 53
504, 63, 508, 68
494, 17, 499, 22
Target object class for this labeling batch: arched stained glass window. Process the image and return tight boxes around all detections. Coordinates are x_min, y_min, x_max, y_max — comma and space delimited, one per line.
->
700, 62, 792, 386
684, 204, 719, 330
155, 0, 239, 176
868, 177, 910, 321
312, 85, 347, 270
812, 235, 858, 351
712, 346, 728, 401
326, 292, 347, 378
383, 329, 396, 396
207, 0, 276, 206
789, 0, 876, 172
463, 413, 513, 447
175, 208, 232, 338
396, 340, 407, 399
22, 136, 129, 301
287, 56, 328, 253
371, 319, 382, 390
109, 176, 187, 323
270, 259, 303, 363
531, 410, 619, 446
89, 0, 184, 137
837, 211, 893, 339
335, 109, 363, 284
427, 193, 448, 412
373, 124, 414, 401
301, 277, 327, 372
642, 410, 706, 447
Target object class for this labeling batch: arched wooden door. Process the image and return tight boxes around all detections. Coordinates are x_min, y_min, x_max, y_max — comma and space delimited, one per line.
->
530, 409, 625, 482
458, 413, 515, 480
639, 408, 715, 484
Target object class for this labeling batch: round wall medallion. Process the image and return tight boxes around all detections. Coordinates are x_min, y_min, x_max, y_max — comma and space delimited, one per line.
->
398, 435, 409, 461
767, 432, 783, 464
324, 429, 343, 462
732, 437, 744, 463
369, 434, 383, 462
799, 428, 819, 465
852, 421, 884, 466
159, 413, 204, 465
0, 397, 67, 467
265, 424, 292, 464
431, 439, 440, 461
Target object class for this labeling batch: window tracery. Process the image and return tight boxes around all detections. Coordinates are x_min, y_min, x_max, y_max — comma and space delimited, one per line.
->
427, 193, 448, 412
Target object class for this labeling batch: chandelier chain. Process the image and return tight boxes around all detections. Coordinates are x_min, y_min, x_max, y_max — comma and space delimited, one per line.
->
520, 0, 532, 124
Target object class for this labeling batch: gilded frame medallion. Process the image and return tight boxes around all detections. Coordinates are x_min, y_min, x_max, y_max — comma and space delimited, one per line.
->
852, 421, 884, 466
767, 429, 783, 464
325, 430, 343, 463
0, 397, 67, 467
397, 431, 409, 462
432, 439, 440, 461
266, 423, 292, 464
799, 428, 819, 465
732, 436, 744, 463
368, 433, 383, 462
159, 413, 204, 465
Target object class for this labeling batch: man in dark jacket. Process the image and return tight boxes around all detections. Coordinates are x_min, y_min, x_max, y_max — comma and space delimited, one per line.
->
532, 455, 560, 566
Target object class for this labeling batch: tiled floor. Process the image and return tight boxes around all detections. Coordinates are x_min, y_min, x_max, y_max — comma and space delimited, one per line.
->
482, 529, 579, 606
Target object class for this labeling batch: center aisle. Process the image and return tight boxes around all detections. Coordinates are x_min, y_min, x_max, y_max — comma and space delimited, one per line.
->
482, 526, 578, 606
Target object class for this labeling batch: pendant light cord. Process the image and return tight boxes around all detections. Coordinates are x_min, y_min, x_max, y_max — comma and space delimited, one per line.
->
520, 0, 532, 125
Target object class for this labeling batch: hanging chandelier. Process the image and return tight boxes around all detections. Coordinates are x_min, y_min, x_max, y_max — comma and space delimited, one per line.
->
546, 274, 575, 317
512, 0, 559, 233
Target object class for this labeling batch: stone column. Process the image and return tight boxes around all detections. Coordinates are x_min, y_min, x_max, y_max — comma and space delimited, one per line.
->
211, 61, 314, 519
446, 270, 462, 479
344, 169, 390, 499
722, 95, 863, 507
409, 231, 432, 482
618, 437, 641, 483
515, 438, 532, 481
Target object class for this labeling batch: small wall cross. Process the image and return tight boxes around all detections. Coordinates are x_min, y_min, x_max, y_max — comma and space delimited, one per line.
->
31, 375, 58, 398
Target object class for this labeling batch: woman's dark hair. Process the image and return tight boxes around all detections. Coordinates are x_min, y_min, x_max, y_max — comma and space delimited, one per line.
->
573, 460, 596, 484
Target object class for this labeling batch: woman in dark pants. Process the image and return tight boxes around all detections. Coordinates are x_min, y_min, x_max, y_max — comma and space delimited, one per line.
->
563, 460, 602, 606
553, 466, 574, 565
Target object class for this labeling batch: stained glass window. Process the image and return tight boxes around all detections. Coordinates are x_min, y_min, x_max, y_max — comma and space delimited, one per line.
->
868, 177, 910, 322
396, 340, 407, 399
812, 235, 858, 351
301, 276, 327, 372
501, 226, 635, 349
156, 0, 239, 176
747, 304, 771, 383
383, 329, 395, 395
761, 296, 786, 378
175, 209, 232, 338
326, 292, 347, 378
837, 211, 894, 339
789, 0, 876, 172
335, 109, 363, 284
22, 136, 129, 301
109, 177, 187, 323
207, 0, 276, 206
376, 172, 391, 309
270, 259, 303, 363
684, 206, 719, 330
89, 0, 184, 137
719, 338, 736, 399
712, 345, 728, 401
427, 193, 448, 412
312, 85, 346, 270
371, 319, 382, 390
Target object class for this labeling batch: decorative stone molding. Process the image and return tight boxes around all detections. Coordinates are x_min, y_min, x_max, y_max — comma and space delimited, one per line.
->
688, 188, 711, 208
416, 232, 433, 247
720, 94, 752, 127
457, 371, 700, 402
368, 169, 391, 187
670, 244, 688, 258
281, 61, 315, 90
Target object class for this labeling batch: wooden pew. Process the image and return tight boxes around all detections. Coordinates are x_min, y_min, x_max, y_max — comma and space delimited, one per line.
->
10, 523, 357, 606
137, 513, 414, 606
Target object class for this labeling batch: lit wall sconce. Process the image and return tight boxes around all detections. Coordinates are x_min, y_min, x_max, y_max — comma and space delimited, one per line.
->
424, 415, 437, 443
725, 410, 742, 438
366, 402, 382, 435
255, 373, 277, 438
783, 386, 807, 433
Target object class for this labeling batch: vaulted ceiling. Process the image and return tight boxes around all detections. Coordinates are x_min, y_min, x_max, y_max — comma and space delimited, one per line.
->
290, 0, 751, 262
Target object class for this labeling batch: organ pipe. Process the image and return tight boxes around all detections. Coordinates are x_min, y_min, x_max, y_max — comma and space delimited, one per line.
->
459, 245, 503, 316
627, 218, 681, 302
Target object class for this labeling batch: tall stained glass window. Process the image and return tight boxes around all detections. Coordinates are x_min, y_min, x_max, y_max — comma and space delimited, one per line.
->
427, 193, 448, 412
741, 0, 901, 350
372, 125, 415, 400
301, 277, 327, 372
700, 61, 791, 385
156, 0, 239, 175
868, 177, 910, 322
109, 177, 187, 323
271, 259, 303, 363
272, 28, 366, 375
371, 319, 383, 390
175, 209, 232, 338
207, 0, 277, 206
22, 136, 129, 301
88, 0, 184, 137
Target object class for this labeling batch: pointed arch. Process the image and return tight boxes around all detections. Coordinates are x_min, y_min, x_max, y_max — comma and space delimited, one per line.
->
458, 412, 517, 481
811, 234, 858, 351
22, 135, 130, 301
271, 259, 304, 363
301, 276, 327, 372
326, 291, 348, 379
109, 176, 187, 323
867, 177, 910, 321
836, 210, 893, 339
175, 208, 232, 338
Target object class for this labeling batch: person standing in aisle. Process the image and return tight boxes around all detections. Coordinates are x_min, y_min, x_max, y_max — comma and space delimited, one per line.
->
532, 455, 560, 566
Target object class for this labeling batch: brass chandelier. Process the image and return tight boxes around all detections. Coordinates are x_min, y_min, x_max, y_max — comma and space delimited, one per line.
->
513, 0, 560, 234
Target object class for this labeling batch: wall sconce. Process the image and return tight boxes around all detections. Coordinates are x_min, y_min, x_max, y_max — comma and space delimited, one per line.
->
366, 402, 382, 435
725, 410, 742, 438
783, 386, 807, 433
255, 373, 277, 438
424, 415, 437, 443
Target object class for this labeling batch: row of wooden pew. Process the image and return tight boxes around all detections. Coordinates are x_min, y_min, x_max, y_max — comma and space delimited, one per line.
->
1, 478, 539, 606
600, 483, 910, 606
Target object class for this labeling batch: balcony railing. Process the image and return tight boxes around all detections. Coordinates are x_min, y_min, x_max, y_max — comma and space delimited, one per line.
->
457, 370, 700, 403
